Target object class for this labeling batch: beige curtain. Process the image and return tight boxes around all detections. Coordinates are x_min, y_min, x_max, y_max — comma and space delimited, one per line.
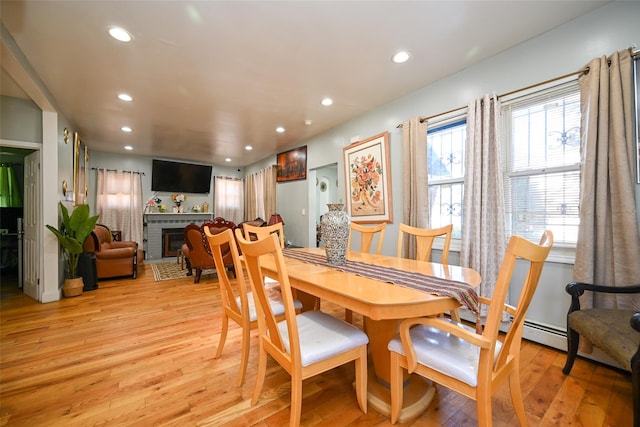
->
96, 169, 143, 246
401, 117, 429, 259
244, 165, 276, 221
574, 48, 640, 310
460, 94, 506, 316
264, 165, 277, 219
214, 177, 244, 224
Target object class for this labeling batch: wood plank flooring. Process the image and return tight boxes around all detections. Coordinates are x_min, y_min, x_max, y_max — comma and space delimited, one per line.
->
0, 264, 633, 426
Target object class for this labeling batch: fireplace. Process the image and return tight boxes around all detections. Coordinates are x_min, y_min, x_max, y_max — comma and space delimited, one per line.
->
162, 228, 184, 257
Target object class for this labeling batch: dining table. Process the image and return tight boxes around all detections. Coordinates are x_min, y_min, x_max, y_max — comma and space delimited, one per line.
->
258, 247, 482, 422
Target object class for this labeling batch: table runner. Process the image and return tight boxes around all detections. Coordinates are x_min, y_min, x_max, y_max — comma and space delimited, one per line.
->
282, 249, 479, 313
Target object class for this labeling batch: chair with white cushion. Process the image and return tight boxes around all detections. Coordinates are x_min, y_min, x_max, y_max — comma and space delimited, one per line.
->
348, 222, 386, 255
344, 222, 386, 323
235, 230, 369, 426
387, 231, 553, 425
204, 227, 301, 386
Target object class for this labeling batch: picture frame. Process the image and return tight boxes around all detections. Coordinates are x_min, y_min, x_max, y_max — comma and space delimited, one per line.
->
343, 131, 393, 223
276, 146, 307, 182
73, 132, 88, 206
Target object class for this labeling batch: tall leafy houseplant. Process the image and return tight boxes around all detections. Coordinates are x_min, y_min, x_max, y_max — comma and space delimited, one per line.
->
46, 202, 99, 279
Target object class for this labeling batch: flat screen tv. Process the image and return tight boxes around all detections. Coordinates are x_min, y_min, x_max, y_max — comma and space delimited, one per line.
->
151, 159, 213, 194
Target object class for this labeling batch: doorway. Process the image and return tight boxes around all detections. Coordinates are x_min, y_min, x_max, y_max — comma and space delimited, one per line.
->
309, 163, 338, 247
0, 144, 39, 300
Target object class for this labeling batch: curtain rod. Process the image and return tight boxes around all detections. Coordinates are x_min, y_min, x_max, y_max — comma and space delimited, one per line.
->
91, 167, 145, 175
215, 175, 243, 181
397, 48, 640, 128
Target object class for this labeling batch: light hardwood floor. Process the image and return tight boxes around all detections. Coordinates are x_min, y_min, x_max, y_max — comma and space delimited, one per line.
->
0, 264, 633, 426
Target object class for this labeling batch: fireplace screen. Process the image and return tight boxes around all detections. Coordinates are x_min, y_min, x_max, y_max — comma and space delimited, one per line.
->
162, 228, 184, 257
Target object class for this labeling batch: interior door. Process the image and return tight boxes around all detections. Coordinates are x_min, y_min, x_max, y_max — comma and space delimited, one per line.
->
23, 150, 41, 301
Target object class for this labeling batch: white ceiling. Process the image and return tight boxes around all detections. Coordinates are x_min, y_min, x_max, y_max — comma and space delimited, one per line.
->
0, 1, 610, 167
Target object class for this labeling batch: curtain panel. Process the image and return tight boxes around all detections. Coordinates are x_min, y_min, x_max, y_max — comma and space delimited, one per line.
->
574, 48, 640, 310
96, 169, 143, 246
460, 94, 506, 317
244, 165, 276, 221
214, 177, 244, 224
401, 117, 429, 259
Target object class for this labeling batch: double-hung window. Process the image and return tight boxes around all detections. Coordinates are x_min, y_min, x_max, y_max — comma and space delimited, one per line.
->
426, 117, 467, 239
502, 80, 581, 251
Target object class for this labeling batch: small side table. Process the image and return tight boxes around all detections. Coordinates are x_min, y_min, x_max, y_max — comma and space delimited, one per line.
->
110, 230, 122, 241
176, 248, 184, 269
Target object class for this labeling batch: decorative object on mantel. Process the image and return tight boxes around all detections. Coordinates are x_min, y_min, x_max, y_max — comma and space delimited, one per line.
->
192, 204, 202, 213
202, 201, 209, 213
172, 193, 186, 213
157, 204, 167, 212
320, 203, 350, 265
146, 196, 162, 213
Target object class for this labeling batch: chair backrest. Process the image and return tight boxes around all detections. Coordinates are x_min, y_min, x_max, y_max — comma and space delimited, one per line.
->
242, 222, 285, 248
183, 223, 208, 255
347, 222, 386, 255
204, 227, 247, 321
235, 228, 300, 365
483, 230, 554, 371
396, 223, 453, 265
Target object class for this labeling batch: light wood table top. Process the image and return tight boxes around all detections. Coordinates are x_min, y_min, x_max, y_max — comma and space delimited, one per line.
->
259, 247, 481, 422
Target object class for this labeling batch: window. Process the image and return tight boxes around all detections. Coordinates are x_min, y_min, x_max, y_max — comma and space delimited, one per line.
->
502, 81, 581, 246
427, 118, 466, 238
214, 177, 244, 224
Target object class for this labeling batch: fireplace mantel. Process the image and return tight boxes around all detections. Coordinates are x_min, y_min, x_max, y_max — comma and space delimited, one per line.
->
144, 213, 213, 260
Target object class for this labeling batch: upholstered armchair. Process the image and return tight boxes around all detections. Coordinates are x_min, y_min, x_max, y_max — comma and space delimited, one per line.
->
562, 282, 640, 427
83, 224, 139, 279
182, 218, 236, 283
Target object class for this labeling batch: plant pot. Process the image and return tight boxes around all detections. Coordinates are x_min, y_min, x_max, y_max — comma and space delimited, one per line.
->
63, 277, 84, 297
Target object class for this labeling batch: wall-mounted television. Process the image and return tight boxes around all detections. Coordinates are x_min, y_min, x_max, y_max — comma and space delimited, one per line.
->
151, 159, 213, 194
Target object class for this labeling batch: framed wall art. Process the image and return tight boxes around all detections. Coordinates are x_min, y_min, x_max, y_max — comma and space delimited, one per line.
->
276, 146, 307, 182
343, 131, 393, 223
73, 132, 88, 206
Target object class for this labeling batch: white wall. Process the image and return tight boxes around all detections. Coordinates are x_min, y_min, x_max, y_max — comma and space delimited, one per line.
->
262, 2, 640, 344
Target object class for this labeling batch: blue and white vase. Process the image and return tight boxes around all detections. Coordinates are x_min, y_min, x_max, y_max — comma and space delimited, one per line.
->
321, 203, 350, 265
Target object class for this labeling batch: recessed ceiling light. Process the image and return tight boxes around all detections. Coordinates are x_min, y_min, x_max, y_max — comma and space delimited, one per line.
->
118, 93, 133, 102
392, 51, 411, 64
276, 127, 285, 133
121, 126, 132, 133
321, 98, 333, 106
304, 120, 312, 126
245, 145, 253, 151
225, 158, 232, 162
124, 145, 133, 151
109, 27, 133, 42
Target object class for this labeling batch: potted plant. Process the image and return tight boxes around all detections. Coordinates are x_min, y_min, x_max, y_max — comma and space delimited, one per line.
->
46, 202, 100, 297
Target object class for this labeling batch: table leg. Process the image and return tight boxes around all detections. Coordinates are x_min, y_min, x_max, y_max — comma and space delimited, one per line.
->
363, 317, 436, 422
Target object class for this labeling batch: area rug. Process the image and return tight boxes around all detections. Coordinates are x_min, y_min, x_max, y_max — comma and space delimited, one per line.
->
150, 262, 217, 282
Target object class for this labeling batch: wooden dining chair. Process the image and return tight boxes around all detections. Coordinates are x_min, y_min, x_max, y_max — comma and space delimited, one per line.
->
235, 230, 369, 426
396, 223, 453, 265
204, 227, 301, 386
387, 231, 553, 425
397, 223, 458, 320
344, 222, 386, 322
347, 222, 386, 255
242, 222, 285, 248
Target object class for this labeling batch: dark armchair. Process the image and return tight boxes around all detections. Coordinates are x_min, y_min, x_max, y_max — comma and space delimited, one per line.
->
83, 224, 139, 279
562, 281, 640, 427
182, 217, 236, 283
